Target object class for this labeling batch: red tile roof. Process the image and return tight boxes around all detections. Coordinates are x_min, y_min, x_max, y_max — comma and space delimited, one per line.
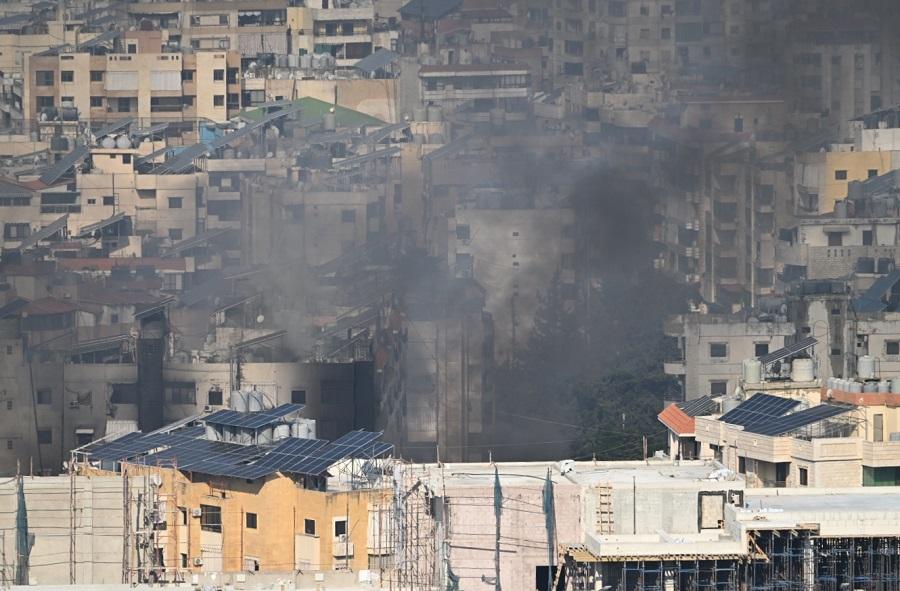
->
24, 297, 78, 315
57, 257, 186, 272
823, 387, 900, 407
658, 403, 695, 436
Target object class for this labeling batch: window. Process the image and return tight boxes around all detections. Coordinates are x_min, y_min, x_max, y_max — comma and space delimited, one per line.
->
122, 154, 131, 164
179, 507, 188, 525
165, 381, 195, 404
709, 342, 728, 359
341, 209, 356, 222
709, 381, 728, 396
887, 341, 900, 356
90, 70, 103, 82
874, 414, 884, 442
36, 70, 53, 86
661, 27, 671, 39
213, 69, 224, 81
640, 5, 649, 15
103, 196, 115, 206
799, 467, 808, 486
738, 456, 746, 474
200, 504, 222, 532
867, 169, 878, 179
6, 440, 11, 450
182, 70, 194, 81
291, 389, 306, 404
37, 388, 52, 405
168, 228, 183, 241
38, 430, 52, 445
208, 388, 223, 406
90, 96, 103, 107
456, 224, 470, 240
754, 343, 769, 357
117, 97, 132, 112
36, 96, 54, 109
168, 196, 183, 209
5, 400, 11, 410
334, 519, 347, 537
827, 232, 843, 247
110, 383, 137, 404
61, 70, 74, 82
304, 518, 316, 535
127, 43, 137, 54
831, 307, 841, 316
863, 230, 873, 246
181, 553, 188, 568
4, 223, 30, 240
213, 94, 224, 107
246, 512, 258, 529
834, 169, 848, 180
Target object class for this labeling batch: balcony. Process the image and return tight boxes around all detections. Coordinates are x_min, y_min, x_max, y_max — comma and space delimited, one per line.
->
332, 536, 354, 558
664, 361, 686, 375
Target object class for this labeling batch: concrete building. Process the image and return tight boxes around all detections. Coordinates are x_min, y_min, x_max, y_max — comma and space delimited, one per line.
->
71, 404, 393, 583
24, 32, 241, 124
664, 313, 794, 400
418, 63, 531, 122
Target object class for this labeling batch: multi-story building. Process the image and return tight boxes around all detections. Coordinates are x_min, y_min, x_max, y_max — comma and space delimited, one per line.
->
24, 31, 242, 124
419, 63, 531, 122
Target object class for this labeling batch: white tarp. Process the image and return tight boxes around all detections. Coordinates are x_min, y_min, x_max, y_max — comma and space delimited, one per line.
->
150, 70, 180, 91
105, 70, 138, 91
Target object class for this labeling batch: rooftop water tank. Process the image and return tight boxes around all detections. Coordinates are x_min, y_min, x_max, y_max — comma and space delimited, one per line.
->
742, 359, 762, 384
891, 377, 900, 394
247, 391, 263, 412
230, 391, 249, 412
323, 112, 336, 131
273, 424, 291, 441
863, 381, 878, 393
291, 418, 316, 439
413, 106, 427, 121
858, 355, 876, 380
205, 425, 221, 441
878, 380, 890, 393
790, 358, 814, 382
721, 395, 740, 413
115, 135, 132, 149
850, 381, 863, 393
101, 136, 117, 149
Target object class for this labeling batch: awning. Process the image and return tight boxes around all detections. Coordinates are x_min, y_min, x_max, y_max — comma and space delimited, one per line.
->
15, 214, 68, 252
75, 212, 127, 238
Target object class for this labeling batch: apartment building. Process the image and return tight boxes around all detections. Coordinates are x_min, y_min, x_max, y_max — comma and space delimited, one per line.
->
73, 405, 393, 581
24, 31, 241, 124
664, 312, 794, 400
127, 0, 383, 66
419, 63, 531, 121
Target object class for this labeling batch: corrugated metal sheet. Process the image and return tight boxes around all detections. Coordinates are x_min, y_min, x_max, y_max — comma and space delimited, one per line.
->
237, 32, 286, 55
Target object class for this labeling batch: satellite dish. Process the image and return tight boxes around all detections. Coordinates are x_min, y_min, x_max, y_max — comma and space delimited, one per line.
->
256, 315, 265, 324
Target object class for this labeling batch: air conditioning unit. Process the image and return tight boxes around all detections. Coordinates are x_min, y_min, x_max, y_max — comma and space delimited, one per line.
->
193, 557, 203, 566
191, 508, 202, 517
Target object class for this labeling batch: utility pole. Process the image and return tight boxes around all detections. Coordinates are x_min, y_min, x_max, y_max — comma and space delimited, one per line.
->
69, 465, 75, 583
493, 466, 502, 591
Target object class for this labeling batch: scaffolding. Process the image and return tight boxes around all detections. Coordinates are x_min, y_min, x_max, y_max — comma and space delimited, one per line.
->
560, 532, 900, 591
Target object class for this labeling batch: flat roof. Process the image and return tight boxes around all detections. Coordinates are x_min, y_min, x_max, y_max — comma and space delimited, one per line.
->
420, 459, 741, 488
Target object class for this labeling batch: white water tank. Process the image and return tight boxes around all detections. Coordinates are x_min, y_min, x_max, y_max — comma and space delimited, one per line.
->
826, 377, 836, 389
257, 427, 274, 444
273, 424, 291, 441
231, 391, 249, 412
878, 380, 890, 393
101, 136, 117, 149
863, 381, 878, 393
858, 355, 876, 380
291, 418, 316, 439
790, 358, 815, 382
205, 425, 220, 441
427, 105, 443, 122
115, 135, 132, 149
850, 381, 863, 393
323, 112, 336, 131
891, 377, 900, 393
247, 391, 263, 412
742, 359, 762, 384
721, 396, 740, 413
413, 106, 427, 121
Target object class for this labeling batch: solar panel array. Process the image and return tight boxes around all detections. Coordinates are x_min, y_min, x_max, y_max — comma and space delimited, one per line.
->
86, 412, 393, 479
677, 396, 719, 417
719, 394, 801, 429
757, 336, 818, 365
746, 404, 849, 437
203, 403, 303, 429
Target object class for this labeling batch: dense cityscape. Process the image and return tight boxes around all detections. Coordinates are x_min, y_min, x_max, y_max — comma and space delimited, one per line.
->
0, 0, 899, 589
